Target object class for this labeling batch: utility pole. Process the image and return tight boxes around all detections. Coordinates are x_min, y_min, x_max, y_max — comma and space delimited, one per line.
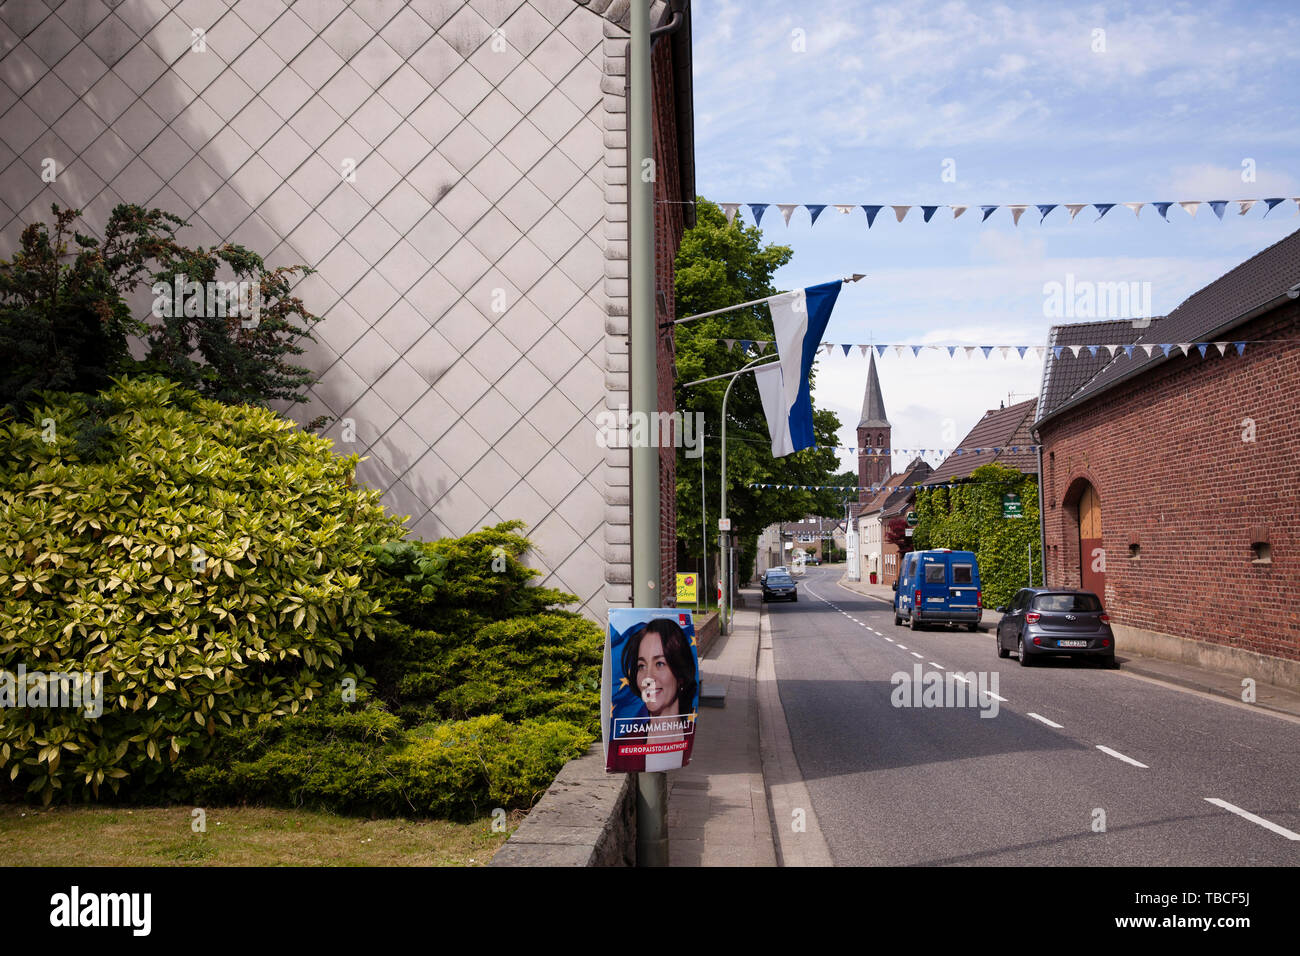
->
629, 0, 666, 869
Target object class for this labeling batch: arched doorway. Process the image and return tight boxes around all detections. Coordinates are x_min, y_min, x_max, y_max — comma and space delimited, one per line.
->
1075, 482, 1105, 597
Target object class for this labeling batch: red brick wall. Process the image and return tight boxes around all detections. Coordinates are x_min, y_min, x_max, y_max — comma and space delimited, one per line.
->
653, 35, 684, 602
1039, 301, 1300, 661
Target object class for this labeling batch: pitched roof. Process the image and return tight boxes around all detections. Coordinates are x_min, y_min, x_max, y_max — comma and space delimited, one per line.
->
923, 398, 1039, 484
860, 458, 933, 520
1036, 228, 1300, 428
858, 351, 889, 428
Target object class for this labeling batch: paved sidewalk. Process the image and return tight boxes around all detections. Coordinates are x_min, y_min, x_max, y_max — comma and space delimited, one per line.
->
667, 590, 777, 866
834, 574, 1300, 720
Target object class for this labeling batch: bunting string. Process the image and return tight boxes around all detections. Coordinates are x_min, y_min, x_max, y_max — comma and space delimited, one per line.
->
673, 199, 1300, 228
749, 481, 998, 492
712, 340, 1272, 359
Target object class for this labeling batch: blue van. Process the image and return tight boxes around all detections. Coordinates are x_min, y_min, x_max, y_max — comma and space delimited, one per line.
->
893, 549, 982, 631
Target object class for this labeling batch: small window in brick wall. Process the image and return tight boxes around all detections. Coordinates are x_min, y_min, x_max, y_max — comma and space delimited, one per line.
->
1250, 526, 1271, 564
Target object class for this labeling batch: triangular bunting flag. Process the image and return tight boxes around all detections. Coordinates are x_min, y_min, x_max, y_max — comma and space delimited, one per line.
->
1034, 346, 1046, 359
892, 205, 911, 223
1237, 200, 1256, 216
947, 346, 958, 357
863, 205, 883, 227
1037, 204, 1057, 223
721, 203, 740, 224
1094, 203, 1115, 221
1016, 346, 1028, 359
740, 339, 753, 352
1177, 342, 1192, 356
1065, 204, 1087, 221
822, 342, 834, 355
749, 203, 768, 225
1160, 344, 1174, 356
980, 205, 999, 222
723, 338, 737, 349
893, 346, 905, 358
1234, 342, 1246, 355
777, 203, 798, 225
1179, 201, 1200, 218
1009, 205, 1029, 225
806, 204, 826, 224
1069, 345, 1083, 357
1087, 345, 1099, 357
1122, 345, 1134, 357
911, 345, 923, 357
1196, 343, 1209, 357
921, 205, 939, 222
841, 344, 852, 356
1208, 201, 1228, 220
999, 346, 1011, 359
1214, 342, 1227, 356
964, 346, 977, 358
1141, 344, 1156, 357
876, 345, 887, 357
859, 344, 870, 356
835, 204, 855, 216
1262, 198, 1285, 217
1124, 202, 1144, 218
1152, 202, 1173, 221
951, 205, 968, 219
981, 346, 994, 358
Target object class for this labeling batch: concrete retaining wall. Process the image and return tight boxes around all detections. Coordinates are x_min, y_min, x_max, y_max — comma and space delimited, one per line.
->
491, 743, 635, 867
1113, 623, 1300, 692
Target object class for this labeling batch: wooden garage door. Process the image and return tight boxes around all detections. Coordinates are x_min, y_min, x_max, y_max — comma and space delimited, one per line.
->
1079, 484, 1105, 598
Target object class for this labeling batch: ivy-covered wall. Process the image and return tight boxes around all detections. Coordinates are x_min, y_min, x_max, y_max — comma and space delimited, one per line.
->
913, 463, 1041, 610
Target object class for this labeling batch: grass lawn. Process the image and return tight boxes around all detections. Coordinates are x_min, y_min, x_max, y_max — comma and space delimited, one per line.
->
0, 803, 522, 866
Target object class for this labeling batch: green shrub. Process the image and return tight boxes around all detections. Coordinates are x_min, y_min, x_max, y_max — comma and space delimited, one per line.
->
186, 702, 592, 819
0, 376, 405, 804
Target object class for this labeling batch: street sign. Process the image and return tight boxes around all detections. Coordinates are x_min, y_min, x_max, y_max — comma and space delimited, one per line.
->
904, 528, 914, 537
906, 511, 918, 527
718, 518, 731, 531
1002, 493, 1023, 518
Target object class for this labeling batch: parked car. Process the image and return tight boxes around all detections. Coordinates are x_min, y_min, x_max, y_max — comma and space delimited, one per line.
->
893, 549, 982, 631
995, 588, 1117, 667
761, 570, 798, 603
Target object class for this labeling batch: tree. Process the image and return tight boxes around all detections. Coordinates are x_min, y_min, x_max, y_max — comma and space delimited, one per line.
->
0, 203, 322, 418
673, 199, 851, 582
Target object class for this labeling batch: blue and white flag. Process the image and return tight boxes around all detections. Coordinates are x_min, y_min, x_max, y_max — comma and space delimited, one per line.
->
753, 280, 842, 457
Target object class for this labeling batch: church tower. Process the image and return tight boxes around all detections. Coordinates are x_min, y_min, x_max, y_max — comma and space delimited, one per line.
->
856, 351, 891, 506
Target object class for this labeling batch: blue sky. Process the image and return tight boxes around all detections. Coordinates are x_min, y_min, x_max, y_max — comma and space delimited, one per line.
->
689, 0, 1300, 477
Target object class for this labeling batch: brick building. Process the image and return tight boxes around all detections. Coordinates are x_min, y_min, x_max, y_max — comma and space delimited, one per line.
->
857, 456, 932, 585
1035, 229, 1300, 685
0, 0, 695, 620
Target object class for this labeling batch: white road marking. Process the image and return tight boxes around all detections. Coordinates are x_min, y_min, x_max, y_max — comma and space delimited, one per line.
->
1097, 745, 1148, 768
929, 662, 943, 668
1027, 712, 1063, 729
910, 651, 923, 659
950, 674, 971, 684
885, 638, 895, 643
896, 644, 908, 650
1204, 798, 1300, 841
984, 691, 1007, 701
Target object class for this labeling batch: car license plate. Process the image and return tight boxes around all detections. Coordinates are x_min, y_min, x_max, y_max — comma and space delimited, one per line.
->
1058, 640, 1088, 648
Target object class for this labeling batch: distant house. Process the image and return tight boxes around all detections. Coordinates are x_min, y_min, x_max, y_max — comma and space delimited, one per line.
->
0, 0, 696, 620
921, 397, 1039, 487
1035, 228, 1300, 684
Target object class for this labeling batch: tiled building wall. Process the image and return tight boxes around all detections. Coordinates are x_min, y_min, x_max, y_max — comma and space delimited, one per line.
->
1039, 303, 1300, 662
0, 0, 679, 622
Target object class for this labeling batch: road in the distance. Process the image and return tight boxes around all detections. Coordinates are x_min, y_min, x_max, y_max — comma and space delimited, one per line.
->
767, 565, 1300, 865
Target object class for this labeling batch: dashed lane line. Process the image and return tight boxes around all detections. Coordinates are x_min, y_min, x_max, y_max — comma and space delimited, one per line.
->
1027, 712, 1064, 729
1097, 745, 1148, 768
1203, 798, 1300, 841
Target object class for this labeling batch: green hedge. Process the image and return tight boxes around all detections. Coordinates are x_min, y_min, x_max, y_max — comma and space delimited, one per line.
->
913, 463, 1041, 610
184, 696, 591, 818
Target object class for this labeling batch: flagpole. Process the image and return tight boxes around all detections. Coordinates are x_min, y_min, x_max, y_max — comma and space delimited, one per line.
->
668, 274, 865, 327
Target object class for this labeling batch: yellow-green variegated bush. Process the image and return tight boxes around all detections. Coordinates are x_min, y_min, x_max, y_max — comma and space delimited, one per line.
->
0, 376, 405, 803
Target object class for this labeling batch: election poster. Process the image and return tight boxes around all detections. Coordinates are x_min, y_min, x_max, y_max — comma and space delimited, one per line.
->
603, 608, 700, 773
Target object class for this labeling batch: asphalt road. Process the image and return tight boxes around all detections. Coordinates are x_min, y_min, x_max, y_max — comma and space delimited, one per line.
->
766, 565, 1300, 865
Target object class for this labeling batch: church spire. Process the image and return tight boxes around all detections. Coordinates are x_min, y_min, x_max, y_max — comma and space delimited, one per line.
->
858, 351, 889, 428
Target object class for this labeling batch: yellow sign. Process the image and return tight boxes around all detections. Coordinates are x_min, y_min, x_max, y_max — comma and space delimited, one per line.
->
675, 573, 698, 603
